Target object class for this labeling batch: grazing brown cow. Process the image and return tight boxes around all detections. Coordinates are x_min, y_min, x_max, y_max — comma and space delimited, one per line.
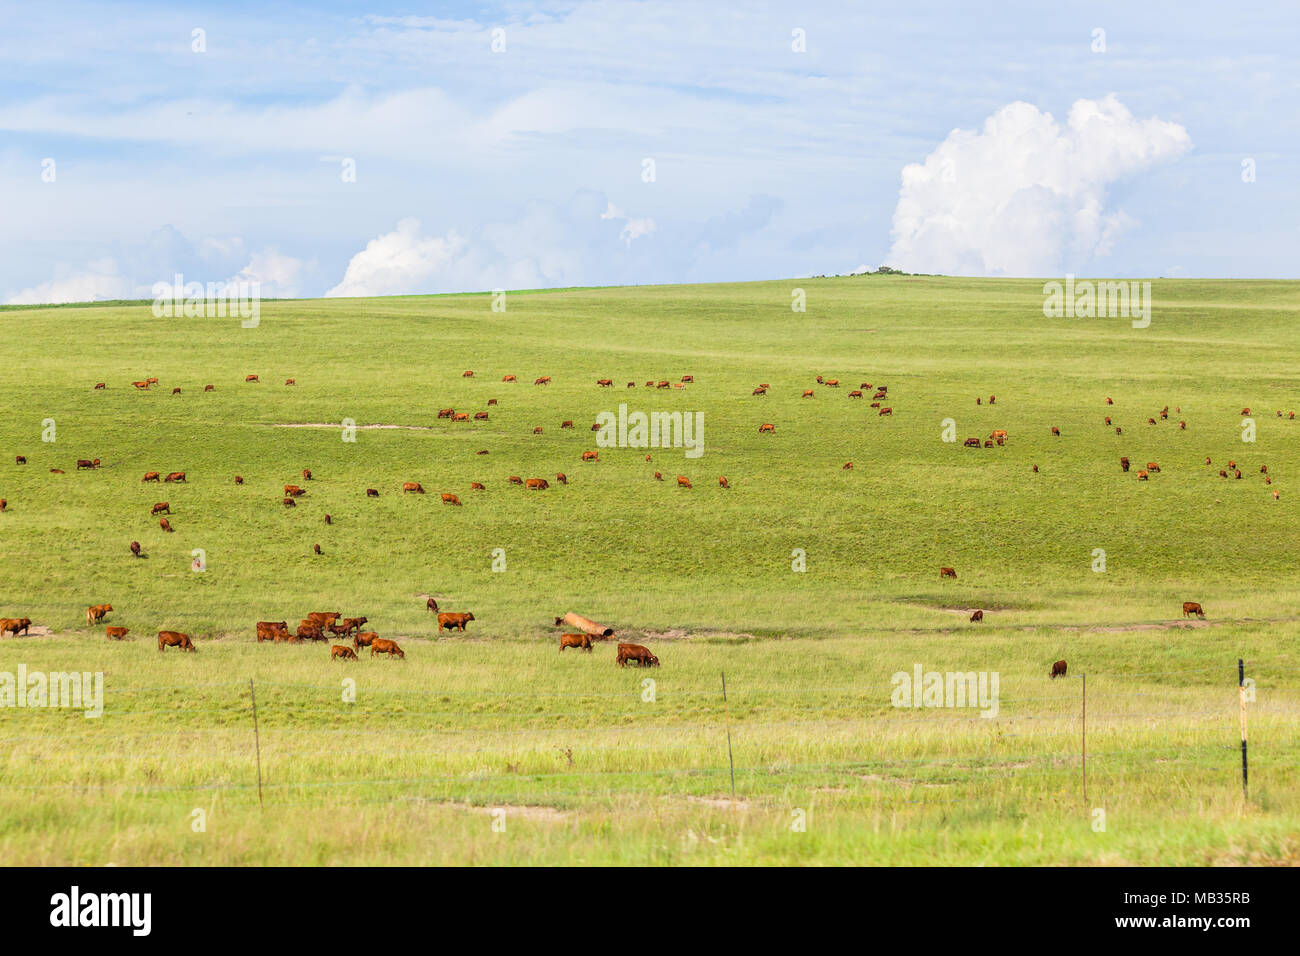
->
284, 484, 306, 497
50, 468, 65, 474
165, 472, 186, 482
160, 517, 174, 532
719, 476, 730, 488
204, 384, 214, 392
76, 458, 101, 470
470, 481, 486, 491
502, 374, 516, 382
323, 514, 332, 526
759, 383, 771, 390
964, 438, 980, 447
1032, 464, 1039, 473
657, 380, 670, 389
1260, 465, 1268, 474
1234, 470, 1242, 479
752, 387, 767, 396
172, 387, 182, 395
654, 472, 664, 481
0, 499, 5, 512
616, 643, 659, 667
842, 462, 853, 470
1182, 602, 1205, 618
0, 618, 32, 637
1106, 397, 1113, 405
534, 376, 551, 385
676, 476, 692, 489
438, 612, 475, 632
1178, 420, 1186, 429
970, 610, 983, 623
559, 633, 593, 653
1050, 660, 1067, 679
802, 389, 815, 398
561, 420, 575, 429
86, 604, 112, 624
508, 476, 523, 485
300, 468, 312, 481
130, 540, 142, 557
758, 423, 775, 433
681, 375, 694, 383
151, 502, 170, 515
475, 412, 489, 420
555, 473, 567, 485
158, 631, 196, 652
106, 626, 130, 640
452, 413, 469, 422
282, 498, 296, 508
989, 396, 996, 405
94, 382, 106, 389
1115, 426, 1122, 435
245, 375, 259, 383
1241, 407, 1250, 415
983, 440, 994, 448
990, 430, 1008, 441
16, 456, 26, 465
597, 378, 613, 387
331, 645, 358, 661
1146, 462, 1160, 473
296, 623, 325, 642
1137, 470, 1149, 481
816, 376, 824, 384
256, 621, 289, 642
1219, 470, 1228, 478
872, 391, 886, 401
1148, 418, 1157, 425
1120, 457, 1130, 472
437, 408, 455, 419
995, 436, 1005, 446
525, 478, 549, 490
939, 567, 957, 579
403, 482, 425, 494
332, 616, 367, 636
627, 381, 636, 388
976, 397, 981, 405
1050, 426, 1060, 436
132, 381, 150, 390
581, 451, 599, 461
825, 379, 839, 387
878, 407, 893, 416
848, 390, 863, 399
441, 493, 463, 505
371, 638, 405, 658
1105, 416, 1112, 425
313, 544, 322, 555
366, 488, 380, 497
488, 398, 498, 406
423, 597, 440, 614
353, 631, 379, 650
1228, 460, 1237, 470
235, 476, 244, 485
462, 370, 476, 378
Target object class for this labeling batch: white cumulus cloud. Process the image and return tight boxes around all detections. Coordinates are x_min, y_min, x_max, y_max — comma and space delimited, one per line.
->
885, 94, 1192, 276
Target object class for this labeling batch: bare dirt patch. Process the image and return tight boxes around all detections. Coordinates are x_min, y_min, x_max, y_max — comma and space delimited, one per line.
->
462, 803, 569, 823
271, 422, 434, 431
687, 795, 750, 811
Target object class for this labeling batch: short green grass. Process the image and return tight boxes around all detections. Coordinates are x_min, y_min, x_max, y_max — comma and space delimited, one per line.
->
0, 275, 1296, 865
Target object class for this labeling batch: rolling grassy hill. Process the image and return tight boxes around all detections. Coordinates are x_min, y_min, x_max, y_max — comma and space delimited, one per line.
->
0, 275, 1296, 864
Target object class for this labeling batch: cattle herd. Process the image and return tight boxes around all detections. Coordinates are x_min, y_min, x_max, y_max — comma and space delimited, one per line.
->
0, 369, 1276, 678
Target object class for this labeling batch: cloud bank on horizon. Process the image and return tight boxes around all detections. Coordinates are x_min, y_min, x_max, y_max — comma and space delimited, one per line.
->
885, 96, 1192, 277
1, 1, 1295, 304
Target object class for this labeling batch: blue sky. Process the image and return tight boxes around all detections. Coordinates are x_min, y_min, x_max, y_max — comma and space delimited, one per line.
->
2, 0, 1297, 302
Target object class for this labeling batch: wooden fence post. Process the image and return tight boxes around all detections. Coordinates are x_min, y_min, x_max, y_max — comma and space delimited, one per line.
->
250, 677, 264, 809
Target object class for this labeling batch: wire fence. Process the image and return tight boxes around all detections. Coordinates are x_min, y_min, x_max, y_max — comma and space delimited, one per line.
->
0, 659, 1289, 811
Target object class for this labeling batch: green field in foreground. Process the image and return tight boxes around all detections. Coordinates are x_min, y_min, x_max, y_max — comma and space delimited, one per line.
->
0, 275, 1296, 865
